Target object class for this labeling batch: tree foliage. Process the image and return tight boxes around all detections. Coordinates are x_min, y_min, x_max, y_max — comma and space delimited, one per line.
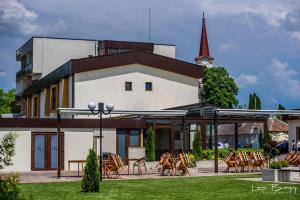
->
200, 67, 238, 108
144, 127, 155, 161
248, 93, 261, 109
0, 132, 17, 169
81, 149, 99, 192
0, 89, 16, 114
192, 131, 202, 159
276, 104, 285, 120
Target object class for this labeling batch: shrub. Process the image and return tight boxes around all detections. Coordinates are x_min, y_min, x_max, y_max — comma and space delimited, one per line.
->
144, 127, 155, 161
280, 160, 289, 168
0, 173, 25, 200
0, 131, 17, 169
81, 149, 99, 192
192, 131, 202, 159
202, 150, 213, 160
270, 161, 282, 169
186, 152, 197, 168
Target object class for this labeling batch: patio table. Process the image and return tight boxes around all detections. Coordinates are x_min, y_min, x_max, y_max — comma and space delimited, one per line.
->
68, 160, 86, 177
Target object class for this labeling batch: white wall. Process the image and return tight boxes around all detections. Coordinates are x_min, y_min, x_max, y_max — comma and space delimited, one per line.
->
287, 120, 299, 151
74, 64, 199, 111
153, 44, 176, 58
64, 130, 94, 170
33, 38, 97, 77
94, 128, 116, 154
0, 130, 31, 172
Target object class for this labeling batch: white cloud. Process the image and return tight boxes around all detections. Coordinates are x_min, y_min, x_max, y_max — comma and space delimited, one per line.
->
288, 31, 300, 41
0, 0, 39, 35
218, 43, 238, 52
265, 58, 300, 98
235, 74, 259, 88
198, 0, 299, 28
0, 0, 66, 36
0, 70, 7, 77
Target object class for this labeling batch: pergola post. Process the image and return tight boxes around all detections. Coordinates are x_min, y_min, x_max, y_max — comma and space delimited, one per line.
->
234, 123, 238, 150
181, 117, 186, 152
57, 111, 62, 178
264, 119, 269, 144
200, 120, 206, 149
214, 111, 218, 173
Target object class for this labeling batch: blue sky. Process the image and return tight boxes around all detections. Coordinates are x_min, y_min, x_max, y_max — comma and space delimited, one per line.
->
1, 0, 300, 109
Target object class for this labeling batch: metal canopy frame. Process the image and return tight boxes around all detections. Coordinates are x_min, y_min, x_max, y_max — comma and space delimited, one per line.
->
56, 108, 188, 178
212, 108, 300, 173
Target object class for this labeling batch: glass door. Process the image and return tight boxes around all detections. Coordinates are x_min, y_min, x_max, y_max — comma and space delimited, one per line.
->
117, 130, 126, 159
34, 135, 46, 169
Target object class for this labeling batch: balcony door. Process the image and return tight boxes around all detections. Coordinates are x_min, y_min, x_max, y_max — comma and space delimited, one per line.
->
31, 132, 64, 170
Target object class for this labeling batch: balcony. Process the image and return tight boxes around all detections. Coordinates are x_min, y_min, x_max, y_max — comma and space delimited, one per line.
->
16, 64, 33, 79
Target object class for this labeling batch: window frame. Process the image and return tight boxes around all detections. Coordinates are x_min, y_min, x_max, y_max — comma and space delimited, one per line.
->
50, 85, 58, 112
125, 81, 132, 91
145, 82, 153, 91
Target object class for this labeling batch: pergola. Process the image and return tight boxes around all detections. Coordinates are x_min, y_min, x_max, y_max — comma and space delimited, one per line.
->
56, 106, 300, 177
56, 108, 187, 178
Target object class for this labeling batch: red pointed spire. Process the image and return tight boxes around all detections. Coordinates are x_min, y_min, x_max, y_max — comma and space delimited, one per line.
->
195, 12, 213, 64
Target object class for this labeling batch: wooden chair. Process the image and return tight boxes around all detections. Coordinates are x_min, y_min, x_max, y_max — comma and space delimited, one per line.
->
289, 152, 300, 166
249, 152, 264, 171
156, 153, 171, 168
288, 152, 299, 165
160, 154, 175, 176
176, 153, 190, 175
105, 154, 123, 178
236, 152, 251, 172
284, 151, 295, 162
224, 152, 237, 173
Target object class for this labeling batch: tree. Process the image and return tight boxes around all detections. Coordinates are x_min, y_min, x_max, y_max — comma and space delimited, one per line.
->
192, 131, 202, 159
276, 104, 285, 120
248, 92, 261, 110
200, 67, 238, 108
0, 88, 16, 114
81, 149, 99, 192
144, 127, 155, 161
0, 132, 17, 169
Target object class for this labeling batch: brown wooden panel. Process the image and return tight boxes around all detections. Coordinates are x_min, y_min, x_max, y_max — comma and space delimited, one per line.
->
44, 88, 50, 116
62, 78, 69, 108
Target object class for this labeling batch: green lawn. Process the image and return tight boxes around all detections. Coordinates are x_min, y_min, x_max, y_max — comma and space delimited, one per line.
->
20, 175, 300, 200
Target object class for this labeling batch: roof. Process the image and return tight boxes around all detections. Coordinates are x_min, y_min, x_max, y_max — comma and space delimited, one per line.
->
23, 51, 203, 98
268, 118, 288, 132
218, 117, 288, 136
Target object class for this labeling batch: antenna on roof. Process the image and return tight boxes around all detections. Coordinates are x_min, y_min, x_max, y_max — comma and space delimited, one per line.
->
148, 8, 152, 42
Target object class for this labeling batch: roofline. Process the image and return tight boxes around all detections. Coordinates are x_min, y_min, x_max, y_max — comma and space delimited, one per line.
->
22, 51, 203, 98
17, 37, 175, 51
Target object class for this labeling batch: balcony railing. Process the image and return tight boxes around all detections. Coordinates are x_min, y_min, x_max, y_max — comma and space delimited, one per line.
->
16, 64, 33, 79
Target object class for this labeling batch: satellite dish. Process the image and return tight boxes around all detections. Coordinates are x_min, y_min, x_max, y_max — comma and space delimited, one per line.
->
16, 49, 23, 57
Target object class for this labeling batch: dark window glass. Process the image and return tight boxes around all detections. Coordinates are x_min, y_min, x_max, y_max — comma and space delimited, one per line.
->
33, 97, 38, 116
51, 87, 57, 110
125, 82, 132, 91
145, 82, 152, 91
130, 130, 140, 146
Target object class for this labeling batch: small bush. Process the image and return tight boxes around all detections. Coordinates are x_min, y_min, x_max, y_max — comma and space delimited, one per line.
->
192, 132, 202, 159
144, 127, 155, 161
81, 149, 99, 192
270, 161, 282, 169
187, 152, 197, 168
202, 150, 213, 160
280, 160, 289, 168
0, 173, 23, 200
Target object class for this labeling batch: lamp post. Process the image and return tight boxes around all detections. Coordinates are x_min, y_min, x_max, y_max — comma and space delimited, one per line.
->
88, 102, 114, 181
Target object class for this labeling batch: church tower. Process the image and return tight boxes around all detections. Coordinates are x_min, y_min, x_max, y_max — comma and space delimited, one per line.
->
195, 12, 213, 67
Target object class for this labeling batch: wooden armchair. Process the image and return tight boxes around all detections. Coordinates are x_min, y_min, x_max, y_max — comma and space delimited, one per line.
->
176, 153, 190, 175
105, 154, 123, 178
289, 152, 300, 166
224, 152, 237, 173
288, 152, 299, 165
160, 154, 175, 176
249, 152, 264, 171
236, 152, 251, 172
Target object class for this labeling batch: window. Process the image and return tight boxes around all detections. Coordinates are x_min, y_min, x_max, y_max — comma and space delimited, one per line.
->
145, 82, 152, 91
125, 82, 132, 91
33, 96, 39, 117
50, 86, 58, 111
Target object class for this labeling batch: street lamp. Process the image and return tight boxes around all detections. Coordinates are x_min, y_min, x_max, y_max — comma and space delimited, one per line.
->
88, 102, 114, 181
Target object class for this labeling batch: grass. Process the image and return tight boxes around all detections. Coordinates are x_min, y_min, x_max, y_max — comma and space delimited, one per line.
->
20, 175, 300, 200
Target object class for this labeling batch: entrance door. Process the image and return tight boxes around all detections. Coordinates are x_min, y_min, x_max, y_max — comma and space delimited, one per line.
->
155, 128, 171, 158
31, 133, 64, 170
